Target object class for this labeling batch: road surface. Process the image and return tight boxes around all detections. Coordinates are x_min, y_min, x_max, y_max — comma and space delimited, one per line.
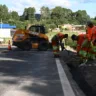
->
0, 47, 86, 96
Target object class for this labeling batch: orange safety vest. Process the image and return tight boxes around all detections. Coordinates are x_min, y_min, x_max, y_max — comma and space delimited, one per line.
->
76, 34, 86, 52
86, 26, 94, 41
86, 27, 92, 41
57, 32, 64, 41
52, 32, 64, 45
91, 26, 96, 43
51, 32, 64, 56
77, 34, 91, 59
90, 26, 96, 54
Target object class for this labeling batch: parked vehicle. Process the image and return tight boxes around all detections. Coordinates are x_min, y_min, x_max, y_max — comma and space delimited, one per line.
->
12, 25, 49, 51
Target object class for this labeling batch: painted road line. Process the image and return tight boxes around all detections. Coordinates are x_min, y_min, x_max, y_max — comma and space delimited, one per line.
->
56, 58, 76, 96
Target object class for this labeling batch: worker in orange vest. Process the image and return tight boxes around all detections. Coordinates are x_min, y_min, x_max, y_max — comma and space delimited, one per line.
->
89, 26, 96, 59
85, 21, 94, 41
85, 21, 96, 60
79, 21, 95, 61
81, 21, 94, 47
71, 34, 92, 63
80, 21, 94, 48
51, 32, 68, 58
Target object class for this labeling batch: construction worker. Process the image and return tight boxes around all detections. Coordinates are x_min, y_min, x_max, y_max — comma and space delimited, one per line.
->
71, 21, 96, 65
71, 34, 92, 63
86, 21, 94, 41
85, 21, 96, 60
78, 21, 96, 61
80, 21, 94, 49
89, 26, 96, 58
51, 32, 68, 58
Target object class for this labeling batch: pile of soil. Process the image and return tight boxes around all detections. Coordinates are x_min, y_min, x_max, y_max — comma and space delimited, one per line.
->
60, 49, 96, 96
78, 64, 96, 96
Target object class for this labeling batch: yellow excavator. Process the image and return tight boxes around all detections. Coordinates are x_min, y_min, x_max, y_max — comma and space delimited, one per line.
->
12, 25, 49, 51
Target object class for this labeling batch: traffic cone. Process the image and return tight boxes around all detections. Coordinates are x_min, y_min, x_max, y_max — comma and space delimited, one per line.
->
8, 40, 12, 50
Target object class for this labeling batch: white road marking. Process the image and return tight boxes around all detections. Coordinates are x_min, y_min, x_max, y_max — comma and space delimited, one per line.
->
56, 58, 76, 96
0, 57, 25, 62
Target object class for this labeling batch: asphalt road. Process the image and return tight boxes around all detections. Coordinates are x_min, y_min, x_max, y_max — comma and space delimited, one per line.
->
0, 46, 86, 96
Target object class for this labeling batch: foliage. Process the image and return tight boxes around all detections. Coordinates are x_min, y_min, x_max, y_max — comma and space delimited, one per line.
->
9, 11, 19, 20
49, 23, 57, 29
91, 18, 96, 25
0, 4, 9, 22
21, 7, 36, 22
40, 6, 51, 19
75, 10, 90, 24
0, 4, 93, 29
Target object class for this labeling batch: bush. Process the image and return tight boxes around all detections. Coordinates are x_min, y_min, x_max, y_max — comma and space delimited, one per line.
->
3, 38, 12, 44
65, 28, 69, 30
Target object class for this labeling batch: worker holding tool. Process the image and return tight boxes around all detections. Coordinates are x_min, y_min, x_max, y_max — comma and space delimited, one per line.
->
51, 32, 68, 58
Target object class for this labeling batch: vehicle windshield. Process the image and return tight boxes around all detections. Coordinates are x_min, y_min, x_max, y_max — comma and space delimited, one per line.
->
29, 26, 45, 34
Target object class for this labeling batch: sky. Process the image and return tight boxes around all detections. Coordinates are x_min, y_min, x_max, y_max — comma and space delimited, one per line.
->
0, 0, 96, 18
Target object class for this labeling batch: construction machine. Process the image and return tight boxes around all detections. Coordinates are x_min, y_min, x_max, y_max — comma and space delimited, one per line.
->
12, 25, 49, 51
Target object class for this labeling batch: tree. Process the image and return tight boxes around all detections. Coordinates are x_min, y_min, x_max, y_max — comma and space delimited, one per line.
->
40, 6, 51, 19
22, 7, 36, 22
75, 10, 90, 24
91, 17, 96, 25
0, 4, 10, 22
10, 11, 19, 20
94, 16, 96, 20
0, 4, 93, 30
51, 6, 64, 27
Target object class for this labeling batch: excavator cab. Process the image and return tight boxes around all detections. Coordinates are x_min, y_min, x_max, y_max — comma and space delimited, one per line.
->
28, 25, 45, 34
12, 25, 49, 51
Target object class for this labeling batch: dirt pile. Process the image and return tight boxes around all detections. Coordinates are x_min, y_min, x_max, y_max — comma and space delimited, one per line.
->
60, 49, 96, 96
78, 63, 96, 96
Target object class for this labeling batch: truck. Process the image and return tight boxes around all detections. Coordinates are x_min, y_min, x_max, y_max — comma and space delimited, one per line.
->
12, 25, 49, 51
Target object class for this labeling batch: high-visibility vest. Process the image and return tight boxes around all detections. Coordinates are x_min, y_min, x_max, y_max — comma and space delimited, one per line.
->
91, 26, 96, 44
86, 27, 93, 41
76, 34, 86, 52
57, 32, 64, 41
